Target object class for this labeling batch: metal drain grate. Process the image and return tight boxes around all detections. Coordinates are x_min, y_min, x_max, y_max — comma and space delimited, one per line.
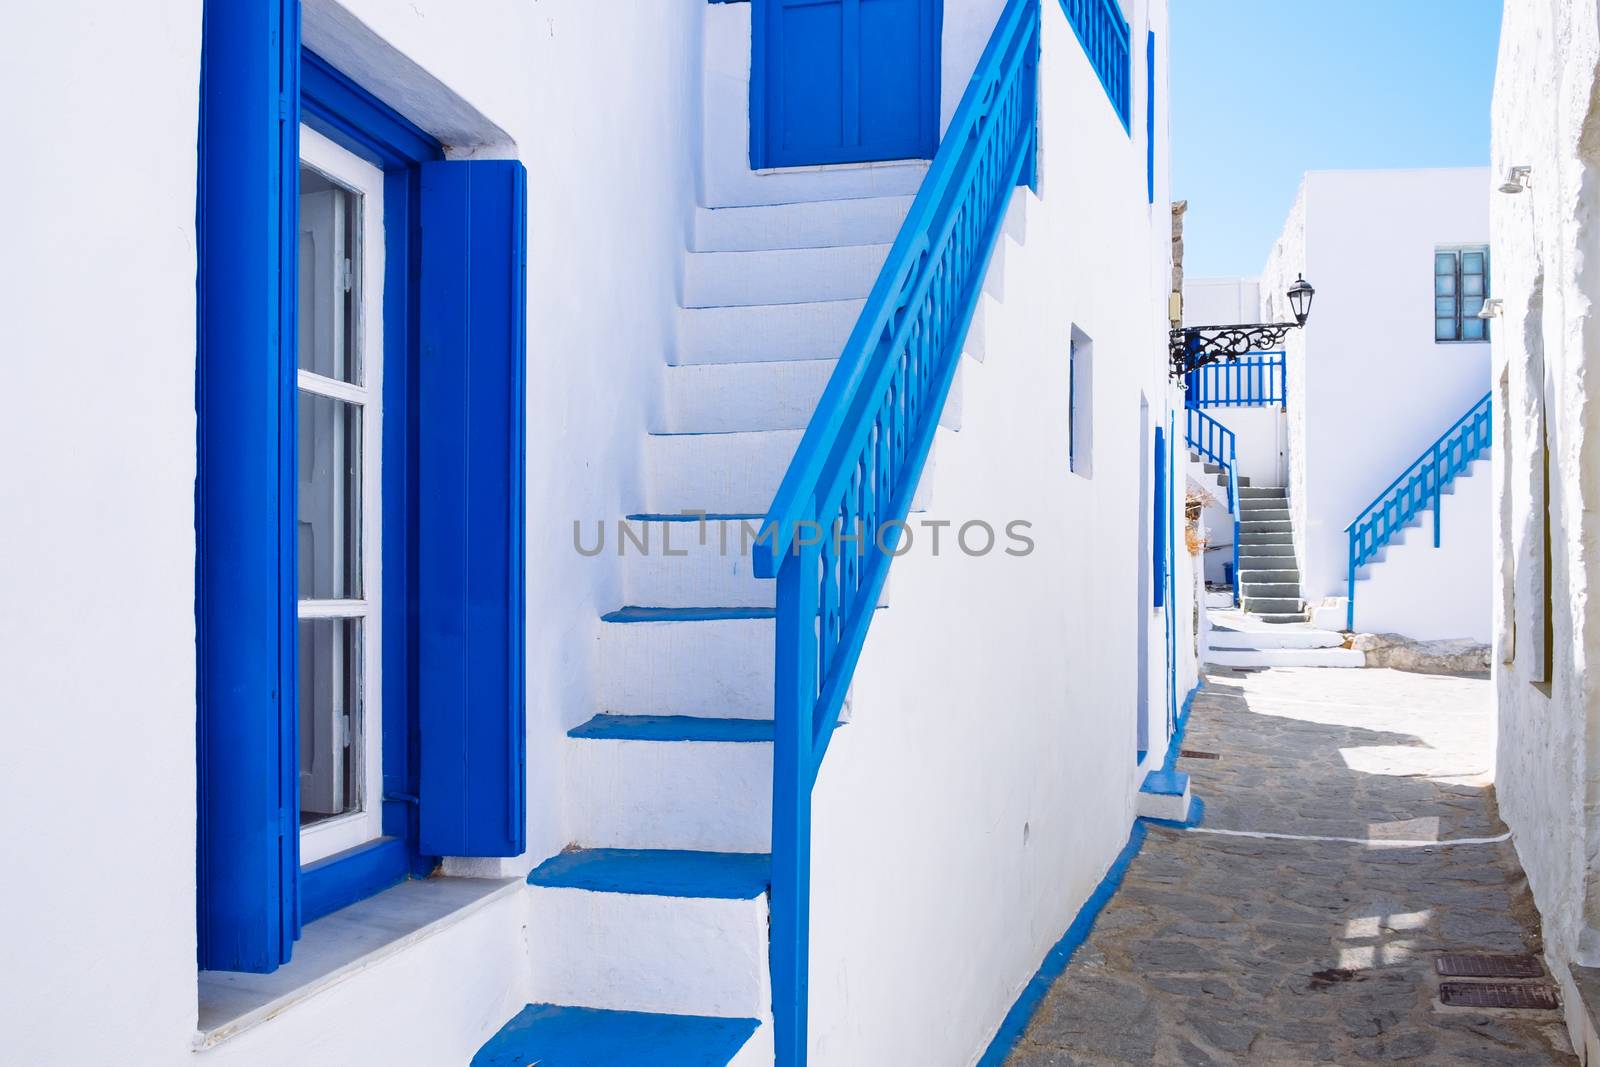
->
1435, 954, 1543, 979
1179, 749, 1220, 760
1438, 982, 1559, 1010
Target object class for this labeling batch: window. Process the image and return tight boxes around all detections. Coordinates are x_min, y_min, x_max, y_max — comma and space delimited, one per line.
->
1069, 330, 1093, 476
1435, 247, 1490, 342
297, 130, 385, 864
198, 3, 528, 974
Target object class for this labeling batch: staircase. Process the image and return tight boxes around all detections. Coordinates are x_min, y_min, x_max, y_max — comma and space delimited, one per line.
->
1236, 486, 1306, 623
476, 1, 1041, 1060
1345, 392, 1493, 630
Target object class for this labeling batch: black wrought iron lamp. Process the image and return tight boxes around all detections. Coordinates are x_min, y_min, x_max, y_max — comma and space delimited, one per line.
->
1170, 275, 1315, 381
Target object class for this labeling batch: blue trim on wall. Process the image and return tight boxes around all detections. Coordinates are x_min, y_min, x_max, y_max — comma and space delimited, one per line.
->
1145, 30, 1155, 204
976, 680, 1204, 1065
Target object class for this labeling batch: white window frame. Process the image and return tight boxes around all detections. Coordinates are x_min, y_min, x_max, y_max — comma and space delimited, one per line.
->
297, 125, 386, 865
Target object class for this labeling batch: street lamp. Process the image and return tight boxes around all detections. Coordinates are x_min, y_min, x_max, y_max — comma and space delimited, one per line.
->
1169, 274, 1317, 381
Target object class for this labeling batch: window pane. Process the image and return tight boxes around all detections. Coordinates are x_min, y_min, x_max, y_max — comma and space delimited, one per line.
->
298, 391, 362, 600
1462, 274, 1485, 297
1436, 297, 1457, 316
298, 167, 361, 385
1436, 274, 1456, 296
1461, 250, 1486, 275
1437, 317, 1459, 341
1436, 252, 1458, 274
1464, 296, 1486, 318
1462, 316, 1486, 341
299, 617, 363, 824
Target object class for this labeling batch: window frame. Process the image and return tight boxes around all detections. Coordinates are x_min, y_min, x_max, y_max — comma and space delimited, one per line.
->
1435, 245, 1490, 344
294, 49, 446, 925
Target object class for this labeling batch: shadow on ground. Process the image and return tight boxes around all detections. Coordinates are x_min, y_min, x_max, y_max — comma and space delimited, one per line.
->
1007, 667, 1576, 1066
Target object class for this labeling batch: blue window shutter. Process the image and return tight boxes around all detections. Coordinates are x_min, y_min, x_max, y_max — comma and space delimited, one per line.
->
1146, 30, 1156, 204
196, 0, 301, 972
1153, 426, 1167, 607
417, 160, 528, 858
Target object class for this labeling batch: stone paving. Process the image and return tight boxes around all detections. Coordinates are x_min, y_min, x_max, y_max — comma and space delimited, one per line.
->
1008, 666, 1578, 1066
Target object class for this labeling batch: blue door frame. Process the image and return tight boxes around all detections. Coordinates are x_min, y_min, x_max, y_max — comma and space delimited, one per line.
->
751, 0, 942, 169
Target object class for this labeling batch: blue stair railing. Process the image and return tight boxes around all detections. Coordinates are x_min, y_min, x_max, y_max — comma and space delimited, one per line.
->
1185, 351, 1285, 408
1059, 0, 1131, 129
749, 2, 1039, 1062
1344, 392, 1492, 630
1184, 406, 1241, 602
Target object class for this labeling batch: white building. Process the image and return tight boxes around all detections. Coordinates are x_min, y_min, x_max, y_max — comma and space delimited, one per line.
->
1489, 1, 1600, 1059
1, 1, 1197, 1065
1185, 168, 1493, 643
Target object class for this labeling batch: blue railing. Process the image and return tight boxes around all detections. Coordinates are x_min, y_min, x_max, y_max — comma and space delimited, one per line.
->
750, 2, 1039, 1062
1344, 392, 1492, 630
1185, 406, 1240, 601
1060, 0, 1130, 129
1185, 351, 1286, 409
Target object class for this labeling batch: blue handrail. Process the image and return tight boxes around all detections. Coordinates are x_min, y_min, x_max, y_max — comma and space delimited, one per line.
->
1185, 407, 1241, 602
1344, 392, 1492, 630
750, 2, 1039, 1062
1059, 0, 1131, 129
1185, 351, 1285, 409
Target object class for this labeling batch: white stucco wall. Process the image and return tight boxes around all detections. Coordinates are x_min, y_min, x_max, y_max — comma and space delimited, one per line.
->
1261, 169, 1492, 640
1489, 0, 1600, 1055
1, 1, 1187, 1063
1351, 459, 1493, 641
2, 0, 704, 1061
806, 2, 1185, 1061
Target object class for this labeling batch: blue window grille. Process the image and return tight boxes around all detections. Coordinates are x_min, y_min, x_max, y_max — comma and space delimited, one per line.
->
1436, 247, 1490, 342
1145, 30, 1155, 203
1060, 0, 1131, 130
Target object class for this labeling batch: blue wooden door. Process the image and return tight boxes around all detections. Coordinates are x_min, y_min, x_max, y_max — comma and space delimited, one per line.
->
752, 0, 941, 169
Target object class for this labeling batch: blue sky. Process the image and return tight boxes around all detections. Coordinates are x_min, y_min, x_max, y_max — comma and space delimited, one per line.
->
1171, 0, 1503, 278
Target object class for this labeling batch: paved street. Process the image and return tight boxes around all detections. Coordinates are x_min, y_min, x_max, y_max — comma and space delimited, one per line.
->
1008, 667, 1579, 1065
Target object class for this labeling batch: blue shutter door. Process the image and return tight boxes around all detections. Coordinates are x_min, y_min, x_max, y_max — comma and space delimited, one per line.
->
753, 0, 942, 168
416, 160, 528, 858
196, 0, 301, 972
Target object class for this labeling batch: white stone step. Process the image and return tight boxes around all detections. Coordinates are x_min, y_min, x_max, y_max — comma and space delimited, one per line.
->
526, 850, 772, 1018
596, 608, 774, 718
683, 243, 891, 308
620, 518, 775, 609
692, 195, 914, 252
642, 427, 940, 516
660, 357, 963, 434
1206, 627, 1344, 650
676, 298, 864, 365
566, 716, 773, 853
1205, 647, 1364, 668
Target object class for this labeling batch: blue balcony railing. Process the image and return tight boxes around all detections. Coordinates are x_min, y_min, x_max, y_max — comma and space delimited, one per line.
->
1060, 0, 1130, 129
1185, 406, 1241, 601
1344, 392, 1492, 630
750, 2, 1039, 1062
1185, 351, 1286, 409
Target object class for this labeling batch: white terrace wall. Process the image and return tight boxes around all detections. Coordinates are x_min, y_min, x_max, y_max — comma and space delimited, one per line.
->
1490, 0, 1600, 1055
1182, 275, 1286, 489
0, 0, 706, 1061
1261, 168, 1492, 637
806, 0, 1187, 1060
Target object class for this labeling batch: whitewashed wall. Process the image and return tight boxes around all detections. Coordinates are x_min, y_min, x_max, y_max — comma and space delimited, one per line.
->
1261, 169, 1491, 638
807, 1, 1184, 1061
0, 0, 1185, 1063
0, 0, 704, 1061
1489, 0, 1600, 1057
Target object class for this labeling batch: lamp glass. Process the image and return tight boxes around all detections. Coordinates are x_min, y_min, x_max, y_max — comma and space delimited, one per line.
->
1286, 275, 1314, 326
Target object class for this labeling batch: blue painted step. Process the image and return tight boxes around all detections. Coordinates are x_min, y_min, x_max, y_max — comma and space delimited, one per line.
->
1140, 769, 1189, 797
473, 1003, 759, 1067
528, 848, 771, 900
602, 605, 776, 623
570, 714, 774, 743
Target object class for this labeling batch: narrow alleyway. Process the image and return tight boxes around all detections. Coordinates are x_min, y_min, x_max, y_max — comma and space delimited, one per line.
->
1009, 667, 1578, 1065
